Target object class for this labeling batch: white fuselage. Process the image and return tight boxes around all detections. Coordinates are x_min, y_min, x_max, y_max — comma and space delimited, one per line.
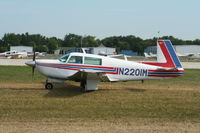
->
25, 40, 185, 91
33, 53, 183, 82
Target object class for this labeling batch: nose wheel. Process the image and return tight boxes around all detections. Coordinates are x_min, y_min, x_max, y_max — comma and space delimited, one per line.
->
45, 83, 53, 90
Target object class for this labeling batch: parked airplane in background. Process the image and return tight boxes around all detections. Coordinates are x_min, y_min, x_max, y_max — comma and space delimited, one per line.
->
0, 50, 28, 59
144, 52, 157, 58
26, 40, 184, 91
144, 52, 151, 58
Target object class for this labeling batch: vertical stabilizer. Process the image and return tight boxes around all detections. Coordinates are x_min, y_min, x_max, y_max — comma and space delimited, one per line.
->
157, 40, 182, 68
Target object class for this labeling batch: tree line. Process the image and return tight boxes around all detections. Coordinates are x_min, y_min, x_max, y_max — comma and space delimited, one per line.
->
0, 32, 200, 54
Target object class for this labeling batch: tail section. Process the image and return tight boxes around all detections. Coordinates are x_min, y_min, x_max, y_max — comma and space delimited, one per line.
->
143, 40, 183, 68
142, 40, 184, 78
157, 40, 182, 68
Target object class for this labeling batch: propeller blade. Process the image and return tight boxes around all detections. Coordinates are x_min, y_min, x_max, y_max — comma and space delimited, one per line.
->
32, 48, 36, 78
32, 66, 35, 78
33, 51, 36, 61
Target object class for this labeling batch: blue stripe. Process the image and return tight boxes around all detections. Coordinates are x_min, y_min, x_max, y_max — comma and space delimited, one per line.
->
148, 72, 184, 75
39, 63, 117, 72
164, 40, 182, 68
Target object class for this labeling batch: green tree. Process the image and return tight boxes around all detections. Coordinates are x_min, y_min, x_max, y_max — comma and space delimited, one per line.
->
82, 35, 99, 47
28, 41, 36, 47
63, 34, 82, 47
47, 38, 59, 53
0, 39, 7, 52
2, 33, 22, 46
0, 32, 200, 54
193, 39, 200, 45
36, 45, 48, 52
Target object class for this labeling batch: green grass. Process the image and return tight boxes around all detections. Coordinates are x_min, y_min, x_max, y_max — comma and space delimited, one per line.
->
0, 88, 199, 122
0, 66, 200, 123
0, 66, 44, 83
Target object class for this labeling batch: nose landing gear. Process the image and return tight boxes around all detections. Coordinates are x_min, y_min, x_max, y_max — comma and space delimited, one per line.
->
45, 82, 53, 90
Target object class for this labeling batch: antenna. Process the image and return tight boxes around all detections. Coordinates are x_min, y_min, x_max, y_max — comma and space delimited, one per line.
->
80, 34, 86, 48
81, 36, 83, 48
157, 31, 161, 39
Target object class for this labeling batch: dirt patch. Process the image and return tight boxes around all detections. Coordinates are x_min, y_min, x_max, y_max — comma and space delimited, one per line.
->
0, 120, 199, 133
0, 82, 199, 92
0, 83, 43, 89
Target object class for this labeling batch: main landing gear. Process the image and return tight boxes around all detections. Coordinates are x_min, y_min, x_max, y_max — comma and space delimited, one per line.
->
80, 79, 99, 92
80, 79, 86, 89
45, 80, 53, 90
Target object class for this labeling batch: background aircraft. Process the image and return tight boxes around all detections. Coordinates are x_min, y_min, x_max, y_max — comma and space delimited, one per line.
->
0, 50, 28, 59
144, 52, 157, 58
26, 40, 184, 91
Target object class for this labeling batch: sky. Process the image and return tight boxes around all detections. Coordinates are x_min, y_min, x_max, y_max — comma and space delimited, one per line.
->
0, 0, 200, 40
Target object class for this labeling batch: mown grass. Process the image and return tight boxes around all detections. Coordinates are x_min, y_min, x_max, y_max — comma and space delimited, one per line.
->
0, 88, 199, 122
106, 69, 200, 91
0, 66, 200, 123
0, 66, 44, 83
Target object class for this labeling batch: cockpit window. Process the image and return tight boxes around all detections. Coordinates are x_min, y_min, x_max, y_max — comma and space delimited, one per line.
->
59, 54, 69, 62
68, 56, 83, 64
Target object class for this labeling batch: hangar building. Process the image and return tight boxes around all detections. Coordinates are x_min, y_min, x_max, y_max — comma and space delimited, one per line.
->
10, 46, 33, 53
144, 45, 200, 55
56, 44, 116, 55
89, 44, 116, 55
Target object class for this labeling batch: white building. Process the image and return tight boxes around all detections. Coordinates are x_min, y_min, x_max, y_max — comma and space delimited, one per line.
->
145, 45, 200, 55
174, 45, 200, 55
90, 44, 116, 55
56, 44, 116, 55
10, 46, 33, 53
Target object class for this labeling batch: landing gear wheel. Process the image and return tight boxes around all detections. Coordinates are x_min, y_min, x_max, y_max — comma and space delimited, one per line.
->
45, 83, 53, 90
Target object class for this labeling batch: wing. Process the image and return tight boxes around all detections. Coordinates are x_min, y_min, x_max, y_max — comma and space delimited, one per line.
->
67, 69, 111, 91
68, 69, 111, 82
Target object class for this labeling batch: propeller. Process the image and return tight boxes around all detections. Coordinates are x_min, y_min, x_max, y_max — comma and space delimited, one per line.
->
32, 49, 36, 78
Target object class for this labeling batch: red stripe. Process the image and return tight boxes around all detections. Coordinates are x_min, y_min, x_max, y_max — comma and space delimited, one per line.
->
106, 68, 119, 75
37, 63, 118, 75
40, 63, 114, 70
141, 40, 175, 68
158, 40, 175, 67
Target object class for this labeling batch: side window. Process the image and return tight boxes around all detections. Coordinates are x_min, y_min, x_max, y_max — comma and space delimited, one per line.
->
68, 56, 83, 64
84, 57, 102, 65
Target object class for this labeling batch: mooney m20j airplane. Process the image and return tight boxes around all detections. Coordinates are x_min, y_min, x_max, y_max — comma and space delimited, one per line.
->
26, 40, 184, 91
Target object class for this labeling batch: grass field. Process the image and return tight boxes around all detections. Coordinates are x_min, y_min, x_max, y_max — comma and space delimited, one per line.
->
0, 66, 200, 133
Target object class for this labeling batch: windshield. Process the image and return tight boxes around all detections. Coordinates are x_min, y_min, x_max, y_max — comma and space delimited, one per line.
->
59, 54, 69, 62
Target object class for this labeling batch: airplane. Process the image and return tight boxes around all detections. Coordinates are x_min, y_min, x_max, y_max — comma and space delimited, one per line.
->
144, 52, 152, 58
144, 52, 157, 58
27, 52, 46, 58
25, 40, 184, 91
149, 52, 157, 57
0, 50, 28, 59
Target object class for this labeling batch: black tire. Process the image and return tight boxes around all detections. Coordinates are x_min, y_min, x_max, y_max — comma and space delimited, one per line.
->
45, 83, 53, 90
